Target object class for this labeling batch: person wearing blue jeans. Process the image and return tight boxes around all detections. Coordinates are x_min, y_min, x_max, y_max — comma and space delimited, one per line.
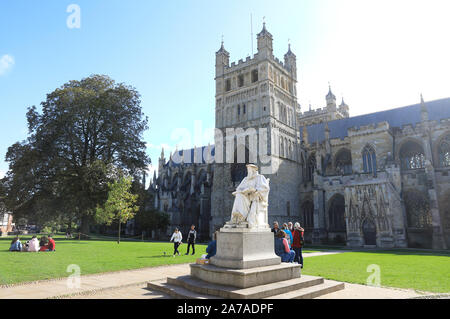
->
274, 230, 295, 263
9, 237, 22, 252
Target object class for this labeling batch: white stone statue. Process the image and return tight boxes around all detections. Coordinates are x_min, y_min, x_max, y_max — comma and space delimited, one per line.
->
228, 164, 270, 228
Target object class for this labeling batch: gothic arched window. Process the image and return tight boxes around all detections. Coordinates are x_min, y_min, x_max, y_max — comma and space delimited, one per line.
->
439, 191, 450, 229
439, 135, 450, 167
362, 145, 377, 175
231, 146, 249, 184
335, 148, 352, 175
400, 141, 425, 170
225, 79, 231, 92
403, 190, 432, 228
302, 201, 314, 229
181, 172, 192, 192
238, 74, 244, 87
306, 155, 316, 182
251, 69, 258, 83
328, 194, 346, 231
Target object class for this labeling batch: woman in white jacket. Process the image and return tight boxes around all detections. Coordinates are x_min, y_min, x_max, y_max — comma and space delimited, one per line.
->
170, 228, 182, 257
28, 236, 40, 252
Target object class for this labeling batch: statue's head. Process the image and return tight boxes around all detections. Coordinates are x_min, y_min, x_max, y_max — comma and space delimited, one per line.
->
246, 164, 258, 178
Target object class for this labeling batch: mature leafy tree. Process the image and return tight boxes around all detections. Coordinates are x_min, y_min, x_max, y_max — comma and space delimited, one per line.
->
129, 179, 169, 239
134, 206, 170, 239
96, 176, 139, 244
3, 75, 149, 233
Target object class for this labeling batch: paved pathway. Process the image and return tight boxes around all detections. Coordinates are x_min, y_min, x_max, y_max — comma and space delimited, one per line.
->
302, 251, 348, 258
0, 263, 189, 299
67, 280, 435, 299
0, 258, 437, 299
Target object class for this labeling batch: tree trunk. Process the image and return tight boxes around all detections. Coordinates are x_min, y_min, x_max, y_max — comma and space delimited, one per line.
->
67, 216, 72, 234
80, 215, 90, 236
118, 222, 121, 244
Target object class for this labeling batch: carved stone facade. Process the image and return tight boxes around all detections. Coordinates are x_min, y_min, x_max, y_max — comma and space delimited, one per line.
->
299, 94, 450, 249
152, 24, 450, 249
149, 147, 214, 240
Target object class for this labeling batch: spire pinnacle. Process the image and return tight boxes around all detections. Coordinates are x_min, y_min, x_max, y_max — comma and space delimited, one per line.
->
326, 82, 336, 100
420, 93, 428, 113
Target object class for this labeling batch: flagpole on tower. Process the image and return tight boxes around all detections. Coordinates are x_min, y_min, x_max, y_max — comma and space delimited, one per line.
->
250, 13, 254, 56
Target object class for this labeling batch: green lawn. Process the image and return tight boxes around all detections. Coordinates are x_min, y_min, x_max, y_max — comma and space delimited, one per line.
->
302, 250, 450, 293
1, 236, 449, 293
0, 236, 206, 285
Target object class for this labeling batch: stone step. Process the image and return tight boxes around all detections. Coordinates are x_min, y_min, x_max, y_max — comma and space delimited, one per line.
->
147, 279, 220, 299
265, 280, 345, 299
167, 275, 325, 299
190, 263, 301, 288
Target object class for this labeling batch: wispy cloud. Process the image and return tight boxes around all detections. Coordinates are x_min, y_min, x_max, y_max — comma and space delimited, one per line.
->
0, 169, 6, 179
0, 54, 15, 76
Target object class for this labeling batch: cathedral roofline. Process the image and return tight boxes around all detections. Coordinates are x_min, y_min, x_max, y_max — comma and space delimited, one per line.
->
301, 97, 450, 144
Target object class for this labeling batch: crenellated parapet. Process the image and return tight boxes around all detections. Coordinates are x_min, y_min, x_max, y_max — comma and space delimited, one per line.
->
348, 121, 390, 137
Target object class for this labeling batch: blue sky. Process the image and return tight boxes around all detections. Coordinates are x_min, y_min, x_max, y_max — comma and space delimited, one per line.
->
1, 0, 449, 179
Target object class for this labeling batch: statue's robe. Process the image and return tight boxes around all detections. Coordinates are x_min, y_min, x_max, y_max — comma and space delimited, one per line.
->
231, 174, 270, 227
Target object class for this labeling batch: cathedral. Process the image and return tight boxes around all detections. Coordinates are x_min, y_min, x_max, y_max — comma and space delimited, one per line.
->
150, 23, 450, 250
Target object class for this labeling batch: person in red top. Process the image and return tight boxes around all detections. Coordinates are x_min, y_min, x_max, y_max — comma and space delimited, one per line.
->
292, 222, 304, 268
46, 235, 56, 251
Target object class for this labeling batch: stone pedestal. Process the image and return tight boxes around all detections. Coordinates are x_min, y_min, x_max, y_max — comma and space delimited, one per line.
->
190, 263, 301, 289
210, 224, 281, 269
148, 222, 345, 298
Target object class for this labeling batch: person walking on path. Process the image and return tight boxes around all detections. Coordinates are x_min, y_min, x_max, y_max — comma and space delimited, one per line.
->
170, 228, 182, 257
292, 222, 305, 268
185, 225, 197, 255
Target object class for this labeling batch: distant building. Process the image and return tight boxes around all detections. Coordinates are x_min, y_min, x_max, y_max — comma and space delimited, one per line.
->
150, 23, 450, 249
149, 147, 214, 241
0, 212, 13, 235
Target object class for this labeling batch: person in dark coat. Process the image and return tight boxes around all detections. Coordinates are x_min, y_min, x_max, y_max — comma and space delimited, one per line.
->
271, 221, 280, 235
185, 225, 197, 255
206, 231, 217, 259
292, 222, 305, 268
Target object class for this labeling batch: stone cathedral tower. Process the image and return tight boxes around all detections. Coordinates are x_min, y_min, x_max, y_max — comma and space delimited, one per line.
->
211, 23, 302, 234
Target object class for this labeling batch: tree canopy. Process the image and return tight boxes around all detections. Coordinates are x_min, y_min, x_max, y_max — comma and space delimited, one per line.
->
96, 175, 139, 243
2, 75, 150, 232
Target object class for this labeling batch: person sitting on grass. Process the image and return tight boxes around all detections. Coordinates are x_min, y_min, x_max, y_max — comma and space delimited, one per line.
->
274, 230, 295, 263
9, 237, 22, 252
28, 236, 40, 252
39, 236, 49, 251
205, 232, 217, 259
46, 235, 56, 251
